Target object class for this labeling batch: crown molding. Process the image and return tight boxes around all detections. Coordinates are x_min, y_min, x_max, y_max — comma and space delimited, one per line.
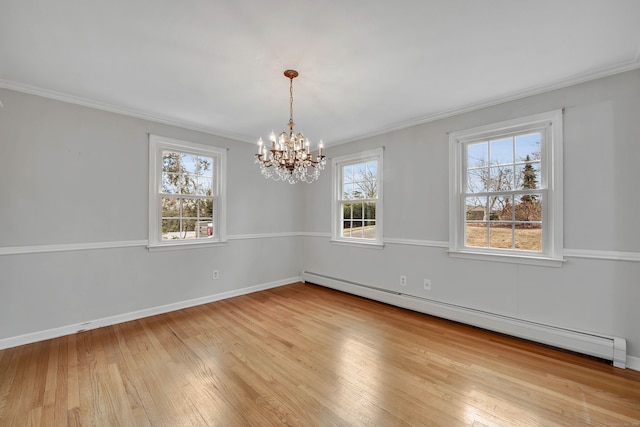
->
2, 57, 640, 147
0, 79, 255, 144
333, 58, 640, 146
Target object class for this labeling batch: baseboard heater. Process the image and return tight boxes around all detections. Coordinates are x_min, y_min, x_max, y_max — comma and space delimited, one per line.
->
301, 271, 627, 369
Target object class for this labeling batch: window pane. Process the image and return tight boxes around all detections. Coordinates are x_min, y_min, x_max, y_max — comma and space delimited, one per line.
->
343, 203, 352, 220
353, 185, 366, 199
491, 196, 512, 221
489, 165, 513, 191
364, 202, 376, 220
342, 183, 353, 200
162, 151, 182, 173
180, 175, 197, 194
197, 176, 213, 196
342, 222, 352, 238
182, 219, 196, 239
198, 199, 213, 218
354, 163, 366, 182
163, 174, 193, 195
162, 219, 180, 240
489, 223, 513, 249
466, 196, 487, 221
364, 221, 376, 239
515, 133, 541, 162
196, 220, 213, 238
197, 156, 213, 176
465, 222, 488, 247
515, 162, 540, 191
350, 223, 364, 238
182, 154, 198, 174
467, 142, 487, 169
161, 197, 180, 217
343, 164, 354, 183
515, 224, 542, 251
356, 163, 377, 198
366, 161, 377, 177
490, 137, 513, 166
358, 174, 378, 199
352, 203, 363, 219
467, 168, 487, 193
182, 199, 198, 218
162, 173, 179, 194
514, 195, 542, 221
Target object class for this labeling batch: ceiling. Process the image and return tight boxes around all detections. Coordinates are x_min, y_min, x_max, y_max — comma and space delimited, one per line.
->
1, 0, 639, 146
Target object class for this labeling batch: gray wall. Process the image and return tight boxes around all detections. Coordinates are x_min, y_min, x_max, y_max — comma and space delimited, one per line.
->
301, 69, 640, 359
0, 88, 302, 339
2, 69, 639, 363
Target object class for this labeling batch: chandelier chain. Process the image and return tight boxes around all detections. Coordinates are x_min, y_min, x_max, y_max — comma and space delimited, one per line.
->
289, 76, 294, 128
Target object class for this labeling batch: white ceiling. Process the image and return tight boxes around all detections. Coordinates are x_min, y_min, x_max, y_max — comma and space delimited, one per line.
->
1, 0, 639, 146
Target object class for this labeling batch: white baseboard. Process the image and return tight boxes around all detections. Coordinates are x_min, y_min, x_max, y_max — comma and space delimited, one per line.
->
302, 271, 630, 370
628, 356, 640, 371
0, 276, 299, 350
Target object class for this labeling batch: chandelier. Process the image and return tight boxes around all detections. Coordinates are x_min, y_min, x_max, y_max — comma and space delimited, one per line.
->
255, 70, 326, 184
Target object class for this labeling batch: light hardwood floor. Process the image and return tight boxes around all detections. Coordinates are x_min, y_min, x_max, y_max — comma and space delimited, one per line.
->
1, 282, 640, 426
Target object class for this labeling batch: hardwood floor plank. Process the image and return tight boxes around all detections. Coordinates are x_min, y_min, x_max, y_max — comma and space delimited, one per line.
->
1, 282, 640, 426
66, 333, 80, 412
53, 337, 69, 426
40, 339, 59, 424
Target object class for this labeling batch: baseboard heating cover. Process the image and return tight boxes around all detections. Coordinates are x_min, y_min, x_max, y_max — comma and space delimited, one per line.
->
302, 271, 627, 369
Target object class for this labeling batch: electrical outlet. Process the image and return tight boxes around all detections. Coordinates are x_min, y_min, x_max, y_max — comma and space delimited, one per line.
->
212, 270, 219, 280
400, 275, 407, 286
423, 279, 431, 290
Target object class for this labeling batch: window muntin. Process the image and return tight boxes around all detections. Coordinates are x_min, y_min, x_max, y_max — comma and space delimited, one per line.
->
161, 151, 215, 240
449, 110, 563, 264
332, 148, 383, 246
464, 131, 543, 252
149, 135, 226, 248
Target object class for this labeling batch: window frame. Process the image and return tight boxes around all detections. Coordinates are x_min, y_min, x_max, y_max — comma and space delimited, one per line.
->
148, 134, 227, 251
448, 110, 564, 267
331, 147, 384, 247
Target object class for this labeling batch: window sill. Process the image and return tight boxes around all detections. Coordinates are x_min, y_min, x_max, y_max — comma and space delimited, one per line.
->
147, 240, 227, 252
330, 239, 384, 249
447, 250, 566, 267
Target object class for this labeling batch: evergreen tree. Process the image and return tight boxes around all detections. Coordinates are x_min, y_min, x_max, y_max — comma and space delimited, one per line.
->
520, 155, 538, 202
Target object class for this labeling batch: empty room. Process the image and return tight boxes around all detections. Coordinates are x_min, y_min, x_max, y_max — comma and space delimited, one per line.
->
1, 1, 640, 425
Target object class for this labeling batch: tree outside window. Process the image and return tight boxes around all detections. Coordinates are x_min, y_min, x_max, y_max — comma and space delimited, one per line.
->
449, 109, 563, 265
332, 148, 384, 246
161, 151, 214, 240
148, 135, 226, 249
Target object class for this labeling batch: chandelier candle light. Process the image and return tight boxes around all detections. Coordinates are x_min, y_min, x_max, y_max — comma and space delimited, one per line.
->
255, 70, 326, 184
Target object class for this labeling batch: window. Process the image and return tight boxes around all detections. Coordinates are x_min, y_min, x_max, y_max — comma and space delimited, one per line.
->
332, 148, 383, 246
148, 135, 226, 250
448, 110, 563, 266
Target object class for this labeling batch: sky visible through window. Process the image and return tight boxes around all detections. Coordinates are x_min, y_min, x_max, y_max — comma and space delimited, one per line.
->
465, 132, 543, 251
467, 133, 541, 193
468, 133, 540, 168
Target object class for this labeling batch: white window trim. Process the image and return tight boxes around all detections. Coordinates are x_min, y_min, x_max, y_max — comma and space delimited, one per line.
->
148, 134, 227, 251
331, 147, 384, 247
448, 110, 564, 267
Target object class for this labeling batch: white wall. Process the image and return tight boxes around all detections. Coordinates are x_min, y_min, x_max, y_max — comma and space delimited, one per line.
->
0, 88, 302, 341
300, 69, 640, 361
